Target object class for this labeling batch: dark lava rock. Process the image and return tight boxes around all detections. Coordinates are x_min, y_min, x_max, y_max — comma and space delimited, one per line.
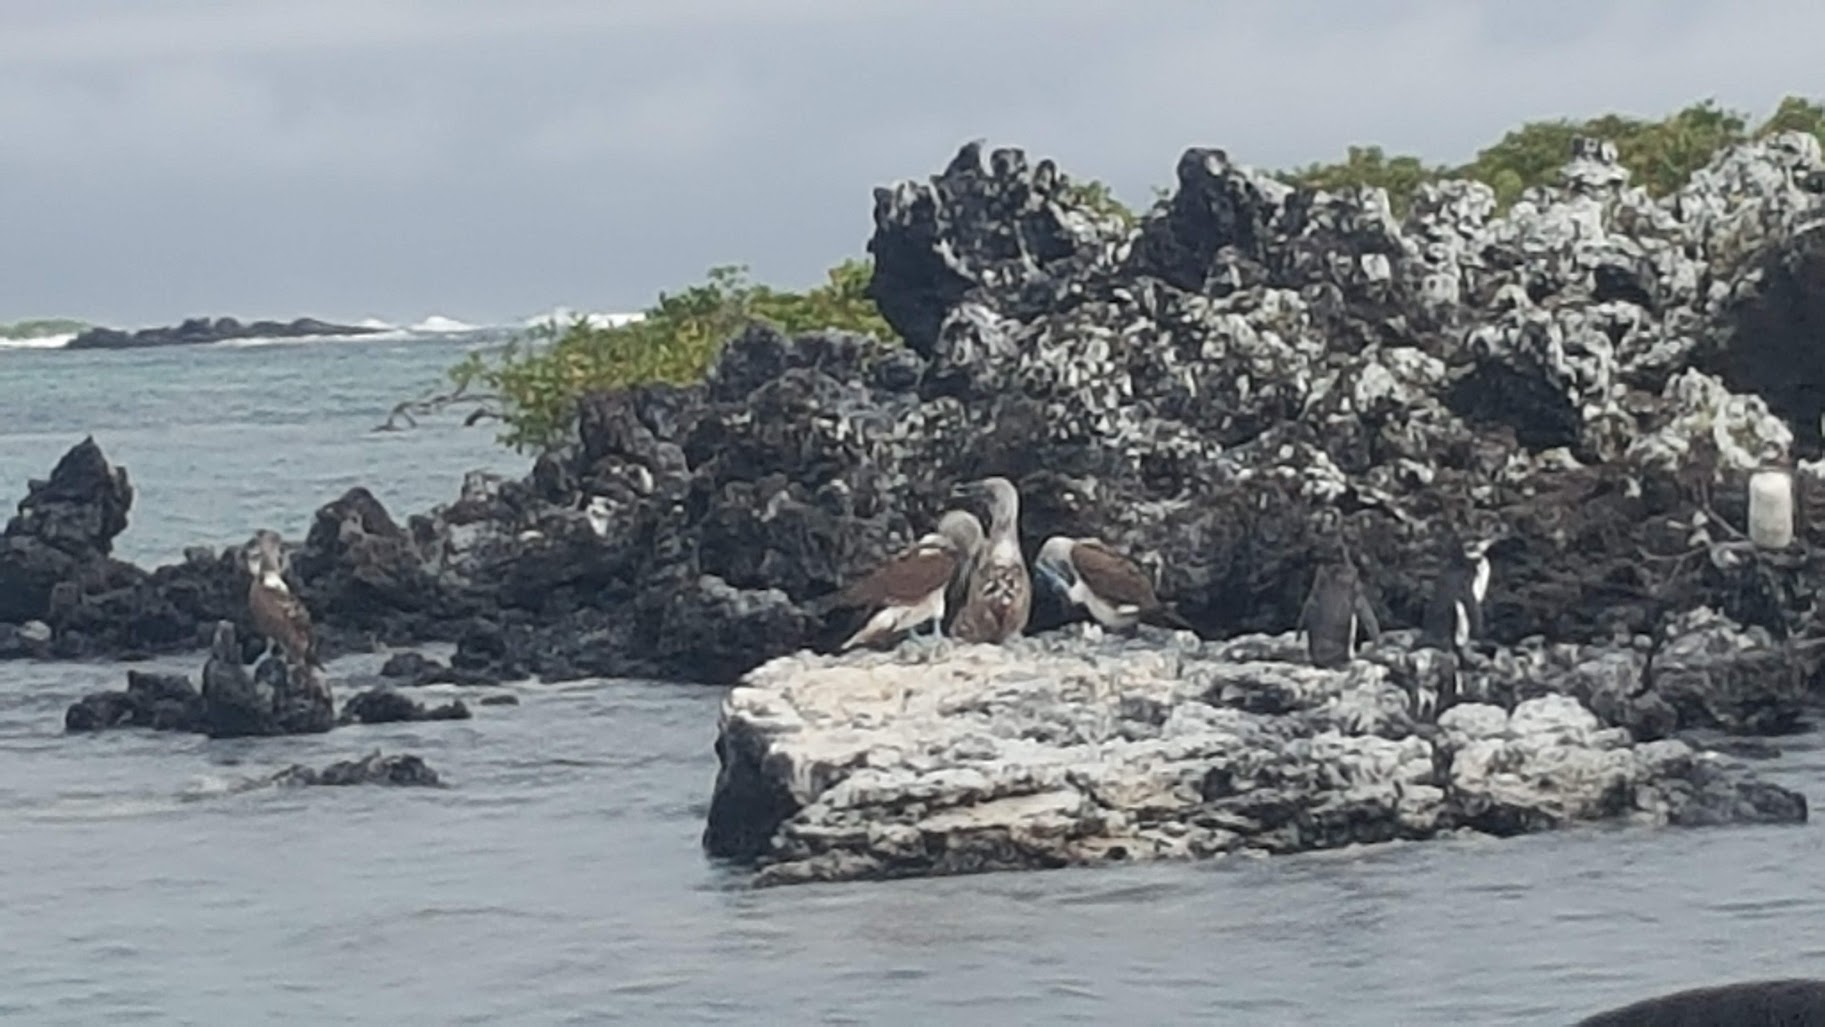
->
64, 670, 205, 734
17, 132, 1825, 714
271, 751, 443, 787
377, 650, 498, 687
1574, 978, 1825, 1026
338, 687, 471, 725
201, 621, 335, 738
66, 316, 384, 351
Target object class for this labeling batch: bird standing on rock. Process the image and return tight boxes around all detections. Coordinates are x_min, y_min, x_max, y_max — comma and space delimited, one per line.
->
1423, 534, 1498, 654
245, 529, 321, 674
1298, 551, 1380, 669
1034, 535, 1195, 633
830, 510, 983, 651
948, 476, 1032, 644
938, 509, 986, 636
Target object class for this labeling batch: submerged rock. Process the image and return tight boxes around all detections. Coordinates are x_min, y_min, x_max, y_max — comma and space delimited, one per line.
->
64, 670, 205, 733
269, 750, 443, 787
702, 629, 1806, 886
338, 687, 471, 725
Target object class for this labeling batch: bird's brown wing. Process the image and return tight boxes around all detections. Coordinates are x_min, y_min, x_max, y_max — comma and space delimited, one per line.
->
250, 583, 317, 665
1072, 540, 1161, 609
839, 543, 958, 608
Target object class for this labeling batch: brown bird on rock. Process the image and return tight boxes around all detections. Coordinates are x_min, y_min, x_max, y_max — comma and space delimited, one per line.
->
831, 510, 983, 651
948, 477, 1032, 644
245, 529, 321, 672
1035, 535, 1195, 632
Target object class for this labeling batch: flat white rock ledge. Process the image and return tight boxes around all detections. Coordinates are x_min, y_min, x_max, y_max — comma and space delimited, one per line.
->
700, 630, 1807, 887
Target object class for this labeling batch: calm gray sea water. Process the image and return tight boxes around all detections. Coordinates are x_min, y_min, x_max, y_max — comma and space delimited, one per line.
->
3, 337, 1824, 1025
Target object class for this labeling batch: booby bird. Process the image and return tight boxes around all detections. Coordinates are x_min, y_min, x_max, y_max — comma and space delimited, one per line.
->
1034, 535, 1194, 632
1297, 552, 1380, 669
937, 509, 987, 635
245, 529, 321, 672
948, 476, 1032, 644
1422, 535, 1497, 653
831, 511, 980, 651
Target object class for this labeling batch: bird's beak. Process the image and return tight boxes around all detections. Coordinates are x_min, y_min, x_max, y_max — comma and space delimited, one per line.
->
948, 481, 981, 501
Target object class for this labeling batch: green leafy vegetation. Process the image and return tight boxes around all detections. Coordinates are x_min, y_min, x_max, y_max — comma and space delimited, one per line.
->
1281, 95, 1825, 214
0, 318, 87, 340
441, 94, 1824, 453
437, 259, 893, 452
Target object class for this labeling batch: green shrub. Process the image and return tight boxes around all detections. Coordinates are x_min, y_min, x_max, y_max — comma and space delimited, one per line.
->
1283, 94, 1822, 214
447, 259, 895, 452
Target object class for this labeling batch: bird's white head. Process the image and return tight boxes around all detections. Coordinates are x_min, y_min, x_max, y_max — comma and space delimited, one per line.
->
248, 529, 290, 587
935, 509, 985, 557
948, 476, 1021, 534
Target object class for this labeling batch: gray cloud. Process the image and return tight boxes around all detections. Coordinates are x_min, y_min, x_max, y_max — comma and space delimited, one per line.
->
2, 0, 1820, 327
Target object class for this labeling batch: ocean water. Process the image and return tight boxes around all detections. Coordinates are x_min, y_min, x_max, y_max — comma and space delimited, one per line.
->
3, 336, 1825, 1025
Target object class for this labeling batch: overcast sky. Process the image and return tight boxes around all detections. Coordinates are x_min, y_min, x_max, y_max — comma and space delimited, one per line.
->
2, 0, 1819, 328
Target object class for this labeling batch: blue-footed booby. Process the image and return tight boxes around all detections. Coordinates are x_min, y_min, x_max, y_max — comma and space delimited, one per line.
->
937, 509, 986, 635
245, 529, 321, 672
1298, 552, 1380, 669
832, 511, 981, 651
1035, 535, 1194, 632
948, 476, 1032, 644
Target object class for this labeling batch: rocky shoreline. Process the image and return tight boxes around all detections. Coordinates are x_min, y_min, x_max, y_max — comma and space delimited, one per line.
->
702, 626, 1807, 886
8, 134, 1825, 691
5, 130, 1825, 875
64, 315, 384, 350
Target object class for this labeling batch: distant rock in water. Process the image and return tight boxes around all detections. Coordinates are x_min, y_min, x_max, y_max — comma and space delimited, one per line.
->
65, 670, 205, 733
338, 686, 470, 725
62, 620, 483, 737
701, 627, 1808, 886
270, 751, 443, 788
64, 316, 383, 350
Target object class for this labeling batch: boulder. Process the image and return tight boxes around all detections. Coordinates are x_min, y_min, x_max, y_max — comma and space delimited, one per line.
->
338, 687, 471, 725
269, 751, 444, 787
702, 629, 1806, 886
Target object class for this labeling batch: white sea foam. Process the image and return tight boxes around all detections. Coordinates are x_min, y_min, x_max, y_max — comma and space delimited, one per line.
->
411, 315, 481, 333
0, 331, 76, 350
215, 328, 419, 349
523, 307, 646, 331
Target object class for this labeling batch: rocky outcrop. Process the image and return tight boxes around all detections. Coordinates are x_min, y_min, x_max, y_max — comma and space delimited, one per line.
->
64, 670, 205, 733
338, 687, 470, 725
702, 627, 1808, 886
14, 132, 1825, 695
269, 751, 443, 788
62, 621, 486, 738
199, 623, 335, 738
0, 438, 253, 661
1575, 978, 1825, 1026
373, 131, 1825, 686
65, 316, 383, 350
